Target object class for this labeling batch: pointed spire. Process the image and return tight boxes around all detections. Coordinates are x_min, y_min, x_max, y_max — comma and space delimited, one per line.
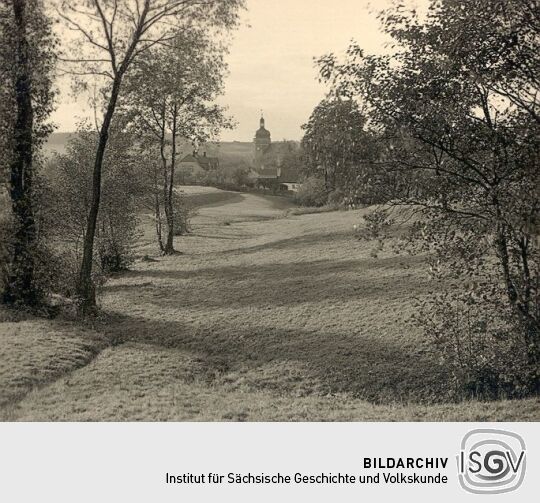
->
260, 110, 265, 128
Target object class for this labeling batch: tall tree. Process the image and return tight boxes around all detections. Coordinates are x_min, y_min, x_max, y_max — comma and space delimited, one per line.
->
122, 28, 231, 254
301, 98, 380, 201
56, 0, 244, 312
0, 0, 55, 307
318, 0, 540, 386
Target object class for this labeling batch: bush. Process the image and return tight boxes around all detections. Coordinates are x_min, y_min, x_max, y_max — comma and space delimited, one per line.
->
327, 188, 345, 207
97, 216, 138, 273
40, 125, 141, 294
173, 193, 198, 236
294, 177, 327, 207
413, 289, 539, 400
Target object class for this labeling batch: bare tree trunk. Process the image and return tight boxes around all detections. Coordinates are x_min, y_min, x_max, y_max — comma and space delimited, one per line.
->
157, 106, 173, 255
3, 0, 38, 307
153, 163, 164, 253
164, 104, 178, 254
76, 76, 123, 313
494, 203, 540, 368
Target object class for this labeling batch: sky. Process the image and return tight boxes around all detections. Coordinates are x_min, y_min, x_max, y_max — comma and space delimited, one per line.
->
51, 0, 426, 142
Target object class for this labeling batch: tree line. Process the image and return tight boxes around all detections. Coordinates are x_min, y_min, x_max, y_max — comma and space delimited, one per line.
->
0, 0, 244, 313
300, 0, 539, 397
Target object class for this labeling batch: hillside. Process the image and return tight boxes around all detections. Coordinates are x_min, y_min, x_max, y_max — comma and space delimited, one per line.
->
44, 133, 255, 166
1, 187, 538, 421
43, 134, 300, 176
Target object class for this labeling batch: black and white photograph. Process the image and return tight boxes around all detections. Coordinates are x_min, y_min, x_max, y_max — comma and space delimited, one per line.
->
0, 2, 539, 498
2, 0, 539, 499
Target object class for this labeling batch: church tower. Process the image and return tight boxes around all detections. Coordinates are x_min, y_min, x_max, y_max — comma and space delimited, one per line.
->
254, 114, 271, 170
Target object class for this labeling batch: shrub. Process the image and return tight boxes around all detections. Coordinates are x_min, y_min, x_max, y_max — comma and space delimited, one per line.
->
40, 125, 141, 293
327, 188, 345, 207
413, 289, 539, 399
173, 193, 198, 236
294, 177, 327, 207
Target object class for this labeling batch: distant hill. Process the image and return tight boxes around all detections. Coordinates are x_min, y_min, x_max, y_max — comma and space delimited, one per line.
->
43, 132, 75, 156
43, 134, 299, 177
44, 134, 255, 173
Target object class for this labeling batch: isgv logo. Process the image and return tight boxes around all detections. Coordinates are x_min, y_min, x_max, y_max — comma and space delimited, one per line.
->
457, 429, 526, 494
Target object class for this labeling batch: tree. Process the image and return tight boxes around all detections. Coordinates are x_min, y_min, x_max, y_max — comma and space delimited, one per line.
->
301, 98, 380, 202
56, 0, 244, 312
121, 28, 231, 254
43, 122, 143, 295
0, 0, 55, 307
318, 0, 540, 394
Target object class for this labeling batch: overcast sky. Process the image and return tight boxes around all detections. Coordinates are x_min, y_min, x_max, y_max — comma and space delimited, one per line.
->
51, 0, 425, 142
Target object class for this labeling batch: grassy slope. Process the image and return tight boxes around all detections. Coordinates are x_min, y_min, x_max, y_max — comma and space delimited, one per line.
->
0, 310, 107, 418
1, 187, 539, 421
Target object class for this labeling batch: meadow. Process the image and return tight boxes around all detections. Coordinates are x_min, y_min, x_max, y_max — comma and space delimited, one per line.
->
1, 187, 539, 421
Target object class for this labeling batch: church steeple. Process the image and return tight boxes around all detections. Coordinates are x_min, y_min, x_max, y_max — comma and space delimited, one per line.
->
254, 112, 271, 170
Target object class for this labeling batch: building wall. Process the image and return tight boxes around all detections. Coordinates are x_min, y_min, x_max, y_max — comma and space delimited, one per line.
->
254, 139, 271, 170
177, 161, 206, 183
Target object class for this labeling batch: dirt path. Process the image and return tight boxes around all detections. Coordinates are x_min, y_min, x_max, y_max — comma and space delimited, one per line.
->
5, 188, 540, 421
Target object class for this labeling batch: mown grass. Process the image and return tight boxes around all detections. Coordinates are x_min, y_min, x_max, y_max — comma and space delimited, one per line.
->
1, 187, 539, 421
284, 204, 342, 216
0, 308, 107, 416
6, 343, 539, 421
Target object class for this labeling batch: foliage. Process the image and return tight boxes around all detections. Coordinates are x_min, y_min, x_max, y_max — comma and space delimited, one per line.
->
42, 124, 141, 296
414, 290, 539, 399
121, 28, 233, 254
294, 177, 328, 207
54, 0, 245, 310
0, 0, 55, 172
0, 0, 56, 307
231, 168, 253, 188
301, 98, 380, 202
318, 0, 540, 396
172, 192, 197, 236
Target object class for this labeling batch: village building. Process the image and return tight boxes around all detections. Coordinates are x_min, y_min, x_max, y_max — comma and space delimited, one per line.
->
254, 115, 272, 170
178, 151, 219, 183
252, 115, 301, 192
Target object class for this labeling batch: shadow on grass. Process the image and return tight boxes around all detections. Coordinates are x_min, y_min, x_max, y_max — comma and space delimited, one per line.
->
184, 190, 244, 209
100, 309, 449, 405
106, 255, 428, 309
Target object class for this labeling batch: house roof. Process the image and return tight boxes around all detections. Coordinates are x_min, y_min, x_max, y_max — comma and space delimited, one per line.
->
279, 167, 299, 183
179, 153, 219, 170
179, 154, 198, 163
198, 156, 219, 167
255, 167, 300, 182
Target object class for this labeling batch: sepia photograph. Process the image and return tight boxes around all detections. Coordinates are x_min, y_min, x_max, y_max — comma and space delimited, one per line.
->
0, 0, 539, 425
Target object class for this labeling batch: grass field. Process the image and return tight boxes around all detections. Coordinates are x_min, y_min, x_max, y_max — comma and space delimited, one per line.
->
1, 187, 539, 421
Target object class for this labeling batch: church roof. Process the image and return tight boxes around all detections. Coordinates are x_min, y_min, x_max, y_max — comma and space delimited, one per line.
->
255, 167, 300, 182
255, 126, 271, 139
255, 115, 271, 139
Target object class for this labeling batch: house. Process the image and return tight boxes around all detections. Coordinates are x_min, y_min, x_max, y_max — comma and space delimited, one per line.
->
254, 166, 301, 193
178, 151, 219, 183
196, 151, 220, 171
278, 166, 301, 193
